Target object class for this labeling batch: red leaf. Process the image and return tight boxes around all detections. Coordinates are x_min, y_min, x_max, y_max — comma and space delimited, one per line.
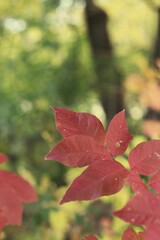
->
143, 224, 160, 240
137, 233, 144, 240
0, 185, 22, 227
53, 107, 106, 144
0, 170, 37, 202
0, 153, 37, 230
114, 192, 160, 227
148, 172, 160, 194
45, 135, 111, 167
105, 110, 132, 157
0, 153, 8, 164
122, 228, 144, 240
60, 160, 128, 204
83, 234, 98, 240
128, 140, 160, 175
0, 210, 8, 230
127, 170, 149, 194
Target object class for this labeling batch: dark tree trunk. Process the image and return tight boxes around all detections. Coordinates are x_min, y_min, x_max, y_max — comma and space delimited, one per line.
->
144, 7, 160, 122
85, 0, 123, 123
153, 7, 160, 70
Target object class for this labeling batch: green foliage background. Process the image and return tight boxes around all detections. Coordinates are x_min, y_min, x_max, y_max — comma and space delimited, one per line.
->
0, 0, 158, 239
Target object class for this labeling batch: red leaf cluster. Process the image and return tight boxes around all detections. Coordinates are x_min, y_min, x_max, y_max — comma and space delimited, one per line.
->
45, 107, 160, 239
0, 153, 37, 230
45, 108, 132, 203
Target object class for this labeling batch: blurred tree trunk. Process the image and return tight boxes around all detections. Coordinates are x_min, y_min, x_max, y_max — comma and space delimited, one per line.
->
85, 0, 123, 122
144, 7, 160, 122
153, 7, 160, 70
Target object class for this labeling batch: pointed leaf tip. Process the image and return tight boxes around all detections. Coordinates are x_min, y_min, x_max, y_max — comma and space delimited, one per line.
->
45, 135, 111, 167
60, 160, 128, 204
105, 110, 132, 157
52, 107, 106, 144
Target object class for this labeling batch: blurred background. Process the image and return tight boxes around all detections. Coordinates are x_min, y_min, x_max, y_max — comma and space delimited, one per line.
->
0, 0, 160, 239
